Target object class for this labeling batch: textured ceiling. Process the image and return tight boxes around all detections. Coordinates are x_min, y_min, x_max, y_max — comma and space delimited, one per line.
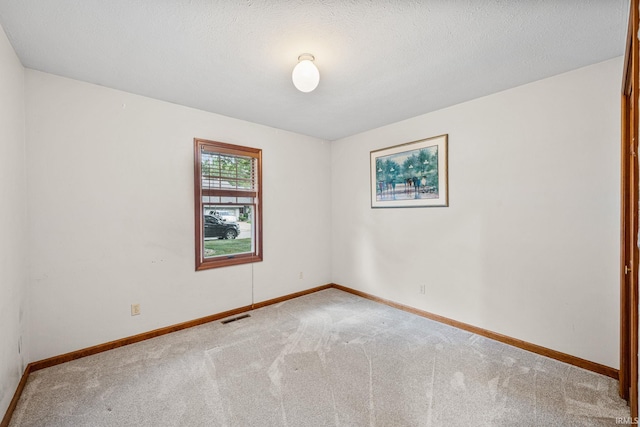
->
0, 0, 630, 141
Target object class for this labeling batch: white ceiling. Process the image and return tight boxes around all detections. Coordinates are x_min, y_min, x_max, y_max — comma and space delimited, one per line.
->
0, 0, 630, 141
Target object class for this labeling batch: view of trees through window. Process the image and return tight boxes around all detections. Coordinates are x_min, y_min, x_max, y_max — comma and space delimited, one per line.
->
201, 153, 254, 191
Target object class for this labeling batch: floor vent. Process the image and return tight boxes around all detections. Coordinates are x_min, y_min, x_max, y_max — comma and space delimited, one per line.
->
221, 314, 251, 324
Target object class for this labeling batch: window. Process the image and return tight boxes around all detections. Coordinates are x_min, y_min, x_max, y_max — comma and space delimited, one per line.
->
194, 138, 262, 270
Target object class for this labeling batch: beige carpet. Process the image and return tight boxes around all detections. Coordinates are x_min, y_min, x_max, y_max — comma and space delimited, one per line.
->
9, 288, 630, 426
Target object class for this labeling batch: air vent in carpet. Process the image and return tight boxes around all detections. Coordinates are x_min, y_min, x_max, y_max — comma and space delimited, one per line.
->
221, 314, 251, 324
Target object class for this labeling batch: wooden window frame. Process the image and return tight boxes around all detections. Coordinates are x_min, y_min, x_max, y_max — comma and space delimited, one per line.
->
194, 138, 263, 270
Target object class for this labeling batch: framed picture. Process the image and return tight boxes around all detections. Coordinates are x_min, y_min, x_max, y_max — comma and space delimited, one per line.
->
370, 134, 448, 208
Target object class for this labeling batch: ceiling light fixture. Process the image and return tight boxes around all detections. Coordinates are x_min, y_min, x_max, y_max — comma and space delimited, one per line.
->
292, 53, 320, 93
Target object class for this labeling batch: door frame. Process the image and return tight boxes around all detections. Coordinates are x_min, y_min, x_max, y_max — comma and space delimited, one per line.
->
621, 0, 639, 417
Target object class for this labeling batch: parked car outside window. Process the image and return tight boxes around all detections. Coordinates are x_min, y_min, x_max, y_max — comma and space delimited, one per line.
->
204, 215, 239, 239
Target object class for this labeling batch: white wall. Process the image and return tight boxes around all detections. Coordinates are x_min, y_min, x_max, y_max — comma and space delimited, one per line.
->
0, 24, 27, 416
25, 70, 332, 362
331, 57, 623, 368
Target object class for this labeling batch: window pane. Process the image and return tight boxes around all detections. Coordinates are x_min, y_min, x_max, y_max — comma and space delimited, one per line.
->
202, 205, 253, 259
201, 151, 256, 191
202, 196, 221, 204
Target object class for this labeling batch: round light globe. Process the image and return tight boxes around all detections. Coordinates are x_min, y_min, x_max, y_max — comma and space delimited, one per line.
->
292, 59, 320, 92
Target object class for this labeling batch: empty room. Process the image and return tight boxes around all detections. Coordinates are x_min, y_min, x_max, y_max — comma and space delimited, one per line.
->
1, 1, 638, 426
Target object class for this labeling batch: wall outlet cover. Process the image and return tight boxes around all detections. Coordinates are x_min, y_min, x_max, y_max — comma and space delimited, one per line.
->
131, 304, 141, 316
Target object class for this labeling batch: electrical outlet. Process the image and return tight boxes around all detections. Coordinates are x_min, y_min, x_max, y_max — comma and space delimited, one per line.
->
419, 285, 426, 295
131, 304, 141, 316
299, 271, 303, 279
